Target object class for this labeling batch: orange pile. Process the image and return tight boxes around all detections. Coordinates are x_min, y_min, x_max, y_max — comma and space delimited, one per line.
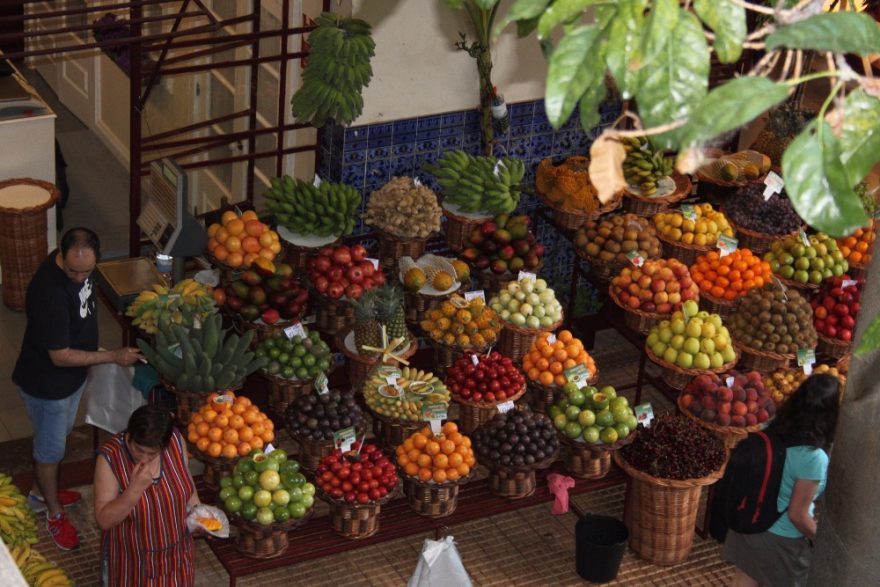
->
837, 224, 876, 267
690, 249, 772, 301
396, 422, 476, 484
522, 330, 597, 387
186, 391, 275, 459
206, 209, 282, 269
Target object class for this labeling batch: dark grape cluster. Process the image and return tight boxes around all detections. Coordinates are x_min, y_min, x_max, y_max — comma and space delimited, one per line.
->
284, 388, 363, 441
619, 415, 725, 480
725, 184, 803, 235
472, 408, 559, 468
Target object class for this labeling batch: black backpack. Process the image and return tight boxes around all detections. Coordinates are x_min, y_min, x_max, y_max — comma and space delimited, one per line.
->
710, 431, 789, 542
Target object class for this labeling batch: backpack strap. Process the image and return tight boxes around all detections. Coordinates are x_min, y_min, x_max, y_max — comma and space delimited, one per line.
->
752, 430, 774, 525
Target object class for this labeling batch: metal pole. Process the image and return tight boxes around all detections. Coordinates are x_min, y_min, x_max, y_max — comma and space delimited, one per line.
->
129, 2, 143, 258
246, 0, 261, 203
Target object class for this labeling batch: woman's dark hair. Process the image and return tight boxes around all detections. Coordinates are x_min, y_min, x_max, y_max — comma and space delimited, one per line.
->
60, 227, 101, 260
768, 373, 840, 449
127, 405, 173, 448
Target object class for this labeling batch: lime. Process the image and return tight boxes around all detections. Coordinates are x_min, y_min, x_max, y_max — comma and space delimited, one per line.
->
224, 495, 243, 514
240, 502, 258, 521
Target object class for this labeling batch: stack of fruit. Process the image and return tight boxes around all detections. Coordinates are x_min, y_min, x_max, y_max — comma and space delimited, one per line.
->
446, 350, 526, 433
690, 249, 773, 315
535, 156, 615, 228
811, 275, 863, 355
551, 384, 637, 446
621, 137, 675, 198
573, 213, 662, 282
764, 232, 848, 288
207, 209, 281, 269
609, 258, 699, 333
10, 542, 74, 587
363, 366, 450, 424
680, 372, 774, 444
763, 363, 846, 407
127, 278, 216, 334
645, 300, 738, 389
221, 262, 308, 327
306, 244, 384, 301
264, 175, 360, 239
836, 222, 875, 277
458, 214, 545, 283
187, 392, 274, 458
428, 150, 525, 215
522, 331, 598, 413
653, 203, 734, 265
315, 442, 398, 538
284, 387, 364, 470
696, 150, 771, 185
729, 286, 817, 371
420, 295, 501, 350
400, 256, 468, 325
490, 277, 564, 362
723, 184, 804, 255
0, 473, 37, 547
255, 328, 332, 382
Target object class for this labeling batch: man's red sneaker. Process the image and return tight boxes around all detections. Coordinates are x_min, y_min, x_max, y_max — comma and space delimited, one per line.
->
46, 512, 79, 551
28, 489, 82, 512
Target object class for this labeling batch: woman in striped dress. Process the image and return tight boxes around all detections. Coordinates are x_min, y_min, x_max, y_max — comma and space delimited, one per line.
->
94, 405, 199, 586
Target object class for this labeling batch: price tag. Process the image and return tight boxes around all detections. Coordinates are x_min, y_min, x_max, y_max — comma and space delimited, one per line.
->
313, 174, 322, 188
333, 427, 356, 452
303, 314, 317, 324
383, 370, 401, 386
626, 250, 645, 267
799, 230, 811, 247
464, 290, 486, 303
627, 219, 643, 229
725, 376, 735, 388
773, 276, 789, 301
681, 204, 697, 221
842, 279, 857, 289
213, 393, 234, 405
493, 159, 504, 179
497, 401, 515, 414
168, 293, 181, 301
284, 322, 306, 340
546, 333, 557, 345
470, 354, 480, 366
634, 403, 655, 428
717, 235, 739, 258
263, 442, 275, 455
564, 364, 591, 389
763, 171, 784, 200
315, 372, 329, 395
169, 343, 183, 359
233, 205, 244, 216
797, 348, 816, 375
518, 271, 537, 283
367, 258, 380, 270
421, 403, 447, 435
413, 177, 423, 187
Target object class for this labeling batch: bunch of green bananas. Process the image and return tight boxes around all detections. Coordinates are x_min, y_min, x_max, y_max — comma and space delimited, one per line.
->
137, 313, 267, 393
621, 137, 674, 197
0, 474, 37, 548
426, 150, 525, 215
126, 279, 216, 335
10, 541, 74, 587
263, 175, 360, 237
291, 12, 375, 127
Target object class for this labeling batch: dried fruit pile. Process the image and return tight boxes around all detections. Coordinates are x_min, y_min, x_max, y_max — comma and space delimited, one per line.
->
619, 415, 726, 480
363, 177, 442, 238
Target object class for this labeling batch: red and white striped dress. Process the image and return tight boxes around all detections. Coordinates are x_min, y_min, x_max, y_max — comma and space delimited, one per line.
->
99, 429, 196, 586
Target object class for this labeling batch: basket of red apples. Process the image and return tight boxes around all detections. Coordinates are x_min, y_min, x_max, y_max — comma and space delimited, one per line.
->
811, 274, 863, 359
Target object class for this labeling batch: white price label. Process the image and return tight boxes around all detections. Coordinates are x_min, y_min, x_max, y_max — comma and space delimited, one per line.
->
422, 403, 447, 435
263, 442, 276, 455
546, 333, 557, 345
799, 230, 811, 247
233, 205, 244, 216
564, 364, 591, 389
213, 393, 234, 405
842, 279, 857, 289
773, 276, 789, 301
797, 348, 816, 375
464, 290, 486, 303
725, 376, 735, 388
367, 258, 380, 270
496, 401, 515, 414
634, 403, 655, 428
384, 372, 400, 386
413, 177, 423, 187
717, 235, 739, 258
315, 372, 329, 395
284, 322, 306, 340
169, 343, 183, 359
470, 354, 480, 366
493, 159, 504, 179
763, 171, 784, 200
518, 271, 537, 283
681, 204, 697, 221
302, 314, 317, 324
333, 427, 356, 452
313, 174, 322, 188
626, 250, 645, 267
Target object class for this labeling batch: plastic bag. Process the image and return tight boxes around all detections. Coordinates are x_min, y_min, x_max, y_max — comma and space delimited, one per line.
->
185, 504, 230, 538
83, 363, 145, 434
407, 536, 472, 587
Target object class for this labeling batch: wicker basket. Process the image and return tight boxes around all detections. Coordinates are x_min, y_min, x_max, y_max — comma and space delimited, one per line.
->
262, 371, 314, 421
336, 329, 419, 388
846, 262, 867, 280
527, 373, 599, 415
160, 378, 210, 427
773, 273, 820, 294
613, 450, 724, 566
281, 239, 338, 272
317, 487, 396, 539
607, 287, 666, 335
428, 338, 491, 377
188, 444, 238, 502
374, 228, 430, 272
442, 205, 491, 252
816, 332, 851, 360
657, 232, 714, 268
535, 187, 622, 231
837, 352, 851, 375
726, 220, 802, 257
622, 173, 692, 217
231, 509, 313, 558
370, 410, 428, 454
677, 395, 763, 450
288, 433, 335, 472
0, 179, 60, 311
734, 341, 794, 374
473, 262, 546, 299
645, 346, 740, 391
313, 292, 355, 336
233, 314, 305, 348
402, 474, 472, 518
452, 384, 527, 435
557, 432, 635, 480
497, 316, 563, 364
403, 279, 470, 326
484, 449, 559, 500
698, 290, 736, 322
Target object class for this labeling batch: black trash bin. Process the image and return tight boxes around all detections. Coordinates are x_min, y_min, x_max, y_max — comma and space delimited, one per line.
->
575, 514, 629, 583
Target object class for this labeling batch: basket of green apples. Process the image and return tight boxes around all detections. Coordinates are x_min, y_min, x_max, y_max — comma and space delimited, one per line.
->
549, 383, 638, 479
219, 448, 316, 559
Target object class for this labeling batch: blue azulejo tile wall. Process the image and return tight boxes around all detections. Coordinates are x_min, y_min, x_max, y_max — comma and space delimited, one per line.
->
319, 97, 622, 314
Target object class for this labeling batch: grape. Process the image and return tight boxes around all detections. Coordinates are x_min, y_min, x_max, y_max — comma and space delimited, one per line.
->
619, 415, 725, 480
725, 184, 803, 235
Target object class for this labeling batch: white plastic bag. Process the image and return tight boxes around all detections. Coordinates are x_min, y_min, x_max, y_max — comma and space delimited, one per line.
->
83, 363, 145, 434
185, 504, 230, 538
407, 536, 473, 587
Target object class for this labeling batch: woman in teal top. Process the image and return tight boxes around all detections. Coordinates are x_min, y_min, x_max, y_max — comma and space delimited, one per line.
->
722, 374, 840, 587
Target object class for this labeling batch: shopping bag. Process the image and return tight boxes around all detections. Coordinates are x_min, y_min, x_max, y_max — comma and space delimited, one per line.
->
407, 535, 473, 587
83, 363, 145, 434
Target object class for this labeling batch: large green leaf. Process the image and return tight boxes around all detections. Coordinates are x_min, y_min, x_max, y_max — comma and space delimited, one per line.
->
579, 77, 608, 131
693, 0, 746, 64
856, 315, 880, 356
782, 121, 871, 238
545, 24, 604, 128
494, 0, 551, 37
636, 10, 708, 149
640, 0, 679, 67
605, 0, 647, 100
474, 0, 500, 10
537, 0, 602, 41
445, 0, 466, 9
678, 77, 789, 149
839, 89, 880, 187
766, 12, 880, 55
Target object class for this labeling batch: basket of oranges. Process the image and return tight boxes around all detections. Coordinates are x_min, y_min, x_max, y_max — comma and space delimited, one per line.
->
420, 295, 502, 376
186, 391, 276, 499
689, 249, 773, 321
206, 209, 282, 280
396, 422, 476, 518
837, 221, 876, 279
522, 331, 599, 414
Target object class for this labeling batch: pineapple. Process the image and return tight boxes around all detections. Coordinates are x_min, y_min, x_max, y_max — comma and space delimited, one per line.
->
353, 290, 382, 354
376, 285, 408, 342
751, 101, 813, 165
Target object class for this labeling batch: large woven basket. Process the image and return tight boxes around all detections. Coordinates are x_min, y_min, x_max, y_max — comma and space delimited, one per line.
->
613, 450, 724, 566
557, 431, 634, 480
313, 291, 355, 336
204, 251, 245, 288
280, 238, 338, 273
442, 205, 491, 252
336, 329, 419, 388
374, 228, 430, 272
816, 331, 851, 360
657, 232, 715, 268
773, 273, 820, 295
607, 287, 667, 335
188, 443, 238, 503
484, 448, 559, 500
160, 378, 210, 427
231, 509, 313, 558
622, 173, 692, 217
535, 186, 622, 232
726, 219, 802, 257
288, 433, 335, 472
734, 341, 794, 374
497, 316, 563, 364
645, 346, 740, 391
698, 290, 736, 322
677, 395, 763, 450
317, 487, 396, 539
402, 474, 471, 518
370, 410, 428, 455
0, 179, 60, 311
262, 371, 314, 421
452, 384, 527, 435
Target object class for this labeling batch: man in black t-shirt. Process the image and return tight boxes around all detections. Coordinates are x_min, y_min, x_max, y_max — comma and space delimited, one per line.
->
12, 227, 143, 550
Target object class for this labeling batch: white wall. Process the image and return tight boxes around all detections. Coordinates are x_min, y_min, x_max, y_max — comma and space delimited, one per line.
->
351, 1, 549, 123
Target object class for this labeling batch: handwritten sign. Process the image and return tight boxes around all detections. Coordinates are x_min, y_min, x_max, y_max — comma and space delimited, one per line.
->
681, 204, 697, 221
497, 401, 515, 414
315, 372, 329, 395
518, 271, 537, 283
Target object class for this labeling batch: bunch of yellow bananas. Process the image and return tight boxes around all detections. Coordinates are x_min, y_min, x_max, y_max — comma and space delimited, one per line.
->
125, 278, 216, 334
9, 542, 74, 587
0, 474, 37, 547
